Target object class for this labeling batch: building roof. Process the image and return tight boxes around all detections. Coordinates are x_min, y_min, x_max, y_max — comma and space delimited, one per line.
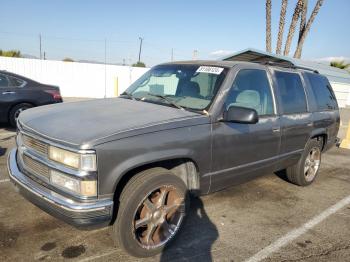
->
222, 48, 350, 84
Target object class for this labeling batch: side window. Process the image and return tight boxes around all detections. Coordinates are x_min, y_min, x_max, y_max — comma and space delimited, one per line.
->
305, 73, 338, 110
275, 71, 307, 114
225, 69, 274, 116
0, 74, 9, 88
8, 76, 26, 87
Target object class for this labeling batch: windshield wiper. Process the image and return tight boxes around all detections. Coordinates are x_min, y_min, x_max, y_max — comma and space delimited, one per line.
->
120, 91, 136, 100
146, 93, 184, 110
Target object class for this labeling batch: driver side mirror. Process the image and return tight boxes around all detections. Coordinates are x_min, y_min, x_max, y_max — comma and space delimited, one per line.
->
222, 105, 259, 124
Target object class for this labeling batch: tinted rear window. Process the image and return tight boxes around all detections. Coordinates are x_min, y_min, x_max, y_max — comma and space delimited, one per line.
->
275, 71, 307, 114
9, 76, 26, 87
305, 73, 338, 111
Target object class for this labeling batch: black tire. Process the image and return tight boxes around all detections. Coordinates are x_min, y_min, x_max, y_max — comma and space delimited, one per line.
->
112, 167, 189, 258
286, 138, 323, 186
9, 103, 33, 127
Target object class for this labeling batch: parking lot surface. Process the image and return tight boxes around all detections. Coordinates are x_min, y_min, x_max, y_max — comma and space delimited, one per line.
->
1, 116, 350, 262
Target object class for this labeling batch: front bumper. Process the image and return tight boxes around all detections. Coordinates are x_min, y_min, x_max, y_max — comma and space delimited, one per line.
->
7, 149, 113, 229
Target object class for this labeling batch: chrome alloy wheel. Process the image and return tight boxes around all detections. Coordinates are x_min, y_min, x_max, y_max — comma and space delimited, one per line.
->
14, 106, 30, 121
133, 185, 185, 249
304, 147, 321, 182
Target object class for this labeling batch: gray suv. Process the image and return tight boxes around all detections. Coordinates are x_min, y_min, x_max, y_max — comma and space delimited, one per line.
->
8, 61, 340, 257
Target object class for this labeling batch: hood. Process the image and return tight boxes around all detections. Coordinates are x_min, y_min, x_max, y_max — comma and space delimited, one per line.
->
19, 98, 203, 147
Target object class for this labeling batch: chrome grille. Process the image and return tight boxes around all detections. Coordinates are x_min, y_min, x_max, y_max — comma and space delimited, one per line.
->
22, 134, 49, 156
23, 154, 50, 180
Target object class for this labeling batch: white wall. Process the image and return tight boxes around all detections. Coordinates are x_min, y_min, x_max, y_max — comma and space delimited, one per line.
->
331, 82, 350, 108
0, 57, 149, 98
1, 57, 349, 108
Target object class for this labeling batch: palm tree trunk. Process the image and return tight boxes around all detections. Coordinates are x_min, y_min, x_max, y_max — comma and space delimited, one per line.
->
294, 0, 324, 58
284, 0, 303, 56
298, 0, 308, 41
276, 0, 288, 54
266, 0, 272, 53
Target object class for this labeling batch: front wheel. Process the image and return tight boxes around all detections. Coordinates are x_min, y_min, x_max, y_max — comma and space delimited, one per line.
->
286, 138, 322, 186
112, 167, 189, 257
9, 103, 33, 127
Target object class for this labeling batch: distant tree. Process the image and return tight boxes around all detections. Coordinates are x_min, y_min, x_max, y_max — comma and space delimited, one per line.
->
63, 57, 74, 62
132, 61, 146, 67
330, 61, 350, 70
0, 49, 21, 57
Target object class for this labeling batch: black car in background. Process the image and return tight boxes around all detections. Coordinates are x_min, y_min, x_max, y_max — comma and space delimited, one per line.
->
0, 70, 62, 126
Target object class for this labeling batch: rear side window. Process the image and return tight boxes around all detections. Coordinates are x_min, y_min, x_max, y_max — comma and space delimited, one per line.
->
0, 74, 9, 88
8, 76, 26, 87
305, 73, 338, 110
275, 71, 307, 114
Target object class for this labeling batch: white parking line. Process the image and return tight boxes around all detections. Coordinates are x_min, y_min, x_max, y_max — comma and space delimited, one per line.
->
245, 195, 350, 262
0, 179, 10, 183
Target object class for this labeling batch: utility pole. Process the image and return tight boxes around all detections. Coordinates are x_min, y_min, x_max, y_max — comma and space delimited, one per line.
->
104, 38, 107, 98
171, 48, 174, 61
138, 37, 143, 63
192, 50, 198, 60
43, 52, 46, 60
39, 34, 42, 59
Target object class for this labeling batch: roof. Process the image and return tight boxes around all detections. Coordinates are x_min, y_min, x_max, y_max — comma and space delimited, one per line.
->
0, 70, 38, 83
222, 48, 350, 84
161, 60, 239, 68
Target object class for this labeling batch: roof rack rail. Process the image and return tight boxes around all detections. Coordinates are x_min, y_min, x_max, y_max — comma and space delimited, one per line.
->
258, 61, 319, 74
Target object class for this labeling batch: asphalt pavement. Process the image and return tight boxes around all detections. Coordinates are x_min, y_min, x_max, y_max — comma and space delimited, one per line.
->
0, 123, 349, 262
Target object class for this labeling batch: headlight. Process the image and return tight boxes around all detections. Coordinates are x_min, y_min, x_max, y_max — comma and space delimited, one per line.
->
50, 170, 97, 197
49, 146, 97, 171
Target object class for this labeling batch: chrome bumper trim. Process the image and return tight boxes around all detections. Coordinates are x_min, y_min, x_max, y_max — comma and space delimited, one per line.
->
7, 148, 113, 213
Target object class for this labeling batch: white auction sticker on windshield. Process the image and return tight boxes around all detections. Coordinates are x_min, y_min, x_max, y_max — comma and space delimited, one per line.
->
196, 66, 224, 75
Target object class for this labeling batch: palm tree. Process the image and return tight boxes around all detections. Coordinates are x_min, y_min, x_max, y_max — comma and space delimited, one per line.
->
294, 0, 324, 58
284, 0, 303, 56
266, 0, 272, 52
330, 61, 350, 70
276, 0, 288, 54
298, 0, 308, 42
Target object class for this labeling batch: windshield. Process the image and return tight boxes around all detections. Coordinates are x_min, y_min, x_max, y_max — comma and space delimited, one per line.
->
125, 64, 228, 111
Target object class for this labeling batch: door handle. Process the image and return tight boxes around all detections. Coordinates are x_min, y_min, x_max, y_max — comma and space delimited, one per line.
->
2, 91, 16, 95
307, 123, 313, 127
272, 127, 280, 133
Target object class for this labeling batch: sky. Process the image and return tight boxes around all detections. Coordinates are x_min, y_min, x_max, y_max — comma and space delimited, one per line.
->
0, 0, 349, 66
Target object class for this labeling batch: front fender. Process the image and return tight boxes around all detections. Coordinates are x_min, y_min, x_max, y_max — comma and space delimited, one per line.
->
95, 124, 212, 198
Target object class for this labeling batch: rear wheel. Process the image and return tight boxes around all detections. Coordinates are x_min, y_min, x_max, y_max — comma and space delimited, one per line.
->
286, 138, 322, 186
112, 167, 189, 257
9, 103, 33, 127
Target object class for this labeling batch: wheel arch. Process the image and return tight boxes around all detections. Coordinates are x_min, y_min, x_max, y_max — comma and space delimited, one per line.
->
310, 130, 327, 151
7, 101, 36, 121
110, 157, 200, 224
